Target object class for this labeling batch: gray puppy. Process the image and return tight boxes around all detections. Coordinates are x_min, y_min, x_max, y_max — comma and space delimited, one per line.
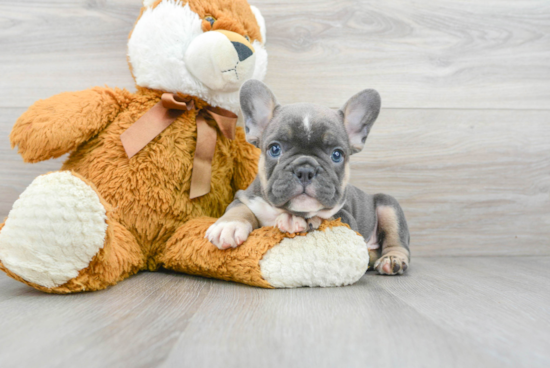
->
206, 80, 410, 275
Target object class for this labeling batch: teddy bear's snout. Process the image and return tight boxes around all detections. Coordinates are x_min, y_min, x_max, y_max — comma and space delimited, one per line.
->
185, 29, 257, 92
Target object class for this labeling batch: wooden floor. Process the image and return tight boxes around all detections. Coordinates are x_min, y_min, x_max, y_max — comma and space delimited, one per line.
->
0, 0, 549, 367
1, 257, 549, 368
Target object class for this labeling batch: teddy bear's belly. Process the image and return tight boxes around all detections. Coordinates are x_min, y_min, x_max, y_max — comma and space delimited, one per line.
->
61, 119, 237, 257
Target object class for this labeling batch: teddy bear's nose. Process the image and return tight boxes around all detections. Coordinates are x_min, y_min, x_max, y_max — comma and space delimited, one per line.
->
232, 41, 253, 61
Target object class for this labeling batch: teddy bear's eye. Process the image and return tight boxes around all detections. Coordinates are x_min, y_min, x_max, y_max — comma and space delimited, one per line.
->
245, 35, 250, 42
205, 16, 216, 27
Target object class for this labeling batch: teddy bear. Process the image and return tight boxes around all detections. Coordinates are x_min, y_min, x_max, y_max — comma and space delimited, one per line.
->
0, 0, 370, 293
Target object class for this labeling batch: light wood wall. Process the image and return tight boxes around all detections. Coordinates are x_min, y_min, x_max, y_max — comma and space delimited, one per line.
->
1, 0, 548, 256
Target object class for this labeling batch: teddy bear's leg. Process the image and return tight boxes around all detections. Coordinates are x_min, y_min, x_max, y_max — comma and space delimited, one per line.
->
160, 217, 369, 288
0, 171, 144, 293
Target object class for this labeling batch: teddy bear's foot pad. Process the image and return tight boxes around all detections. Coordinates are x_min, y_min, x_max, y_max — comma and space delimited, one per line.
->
0, 172, 107, 288
259, 226, 369, 288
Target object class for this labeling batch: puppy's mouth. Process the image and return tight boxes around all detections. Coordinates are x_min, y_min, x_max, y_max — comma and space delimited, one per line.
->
286, 193, 324, 213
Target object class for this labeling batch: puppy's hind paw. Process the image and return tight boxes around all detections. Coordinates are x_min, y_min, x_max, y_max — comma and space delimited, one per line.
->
374, 251, 409, 275
275, 213, 307, 234
205, 220, 252, 250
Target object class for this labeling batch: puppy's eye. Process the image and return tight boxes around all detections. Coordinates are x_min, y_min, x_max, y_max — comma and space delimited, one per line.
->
245, 35, 250, 42
331, 149, 344, 163
205, 16, 216, 27
268, 144, 282, 158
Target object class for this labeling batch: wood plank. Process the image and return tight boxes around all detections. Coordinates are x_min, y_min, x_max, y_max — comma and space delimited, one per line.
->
0, 0, 139, 108
162, 256, 550, 368
2, 107, 548, 256
1, 257, 549, 368
350, 108, 550, 256
263, 0, 550, 109
0, 0, 548, 109
0, 272, 214, 368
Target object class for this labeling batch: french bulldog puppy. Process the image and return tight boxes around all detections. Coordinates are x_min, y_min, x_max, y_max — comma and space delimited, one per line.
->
206, 80, 410, 275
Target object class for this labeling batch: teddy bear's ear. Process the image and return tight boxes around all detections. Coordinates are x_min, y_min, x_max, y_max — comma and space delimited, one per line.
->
250, 5, 266, 44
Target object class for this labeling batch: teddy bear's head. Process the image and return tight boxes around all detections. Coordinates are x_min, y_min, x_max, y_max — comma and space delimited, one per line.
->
128, 0, 267, 113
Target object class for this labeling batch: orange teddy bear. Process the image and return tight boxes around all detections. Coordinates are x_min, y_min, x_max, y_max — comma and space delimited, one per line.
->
0, 0, 369, 293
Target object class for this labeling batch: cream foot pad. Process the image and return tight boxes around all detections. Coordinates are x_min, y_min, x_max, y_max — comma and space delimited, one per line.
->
0, 172, 108, 288
260, 226, 369, 288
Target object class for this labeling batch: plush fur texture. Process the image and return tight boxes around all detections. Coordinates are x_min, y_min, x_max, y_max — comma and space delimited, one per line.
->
59, 88, 259, 271
10, 87, 123, 163
160, 217, 362, 288
0, 215, 363, 293
0, 172, 144, 294
0, 0, 369, 292
0, 0, 265, 292
128, 0, 267, 113
249, 6, 266, 44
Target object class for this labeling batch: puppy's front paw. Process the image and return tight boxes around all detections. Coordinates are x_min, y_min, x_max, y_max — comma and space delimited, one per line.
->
205, 220, 253, 250
275, 213, 307, 234
374, 251, 409, 275
306, 216, 323, 231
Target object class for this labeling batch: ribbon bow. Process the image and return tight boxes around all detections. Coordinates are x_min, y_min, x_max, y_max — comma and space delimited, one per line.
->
120, 93, 238, 199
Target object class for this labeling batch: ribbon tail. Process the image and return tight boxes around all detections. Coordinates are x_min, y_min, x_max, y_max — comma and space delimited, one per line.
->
205, 106, 238, 140
190, 114, 218, 199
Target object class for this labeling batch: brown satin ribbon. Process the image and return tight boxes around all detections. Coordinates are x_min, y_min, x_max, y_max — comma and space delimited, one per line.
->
120, 93, 238, 199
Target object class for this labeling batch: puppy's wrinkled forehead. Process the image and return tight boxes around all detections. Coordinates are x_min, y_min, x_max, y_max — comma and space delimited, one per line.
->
262, 103, 348, 149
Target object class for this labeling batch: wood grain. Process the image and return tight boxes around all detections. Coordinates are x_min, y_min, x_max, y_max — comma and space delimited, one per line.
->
0, 257, 549, 368
262, 0, 550, 109
350, 108, 550, 256
0, 0, 549, 109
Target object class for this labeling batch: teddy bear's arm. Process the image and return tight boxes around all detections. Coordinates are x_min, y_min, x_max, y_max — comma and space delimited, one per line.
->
231, 128, 261, 192
10, 87, 129, 163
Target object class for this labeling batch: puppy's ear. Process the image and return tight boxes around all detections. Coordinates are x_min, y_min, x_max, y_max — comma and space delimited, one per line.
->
240, 80, 278, 148
340, 89, 381, 154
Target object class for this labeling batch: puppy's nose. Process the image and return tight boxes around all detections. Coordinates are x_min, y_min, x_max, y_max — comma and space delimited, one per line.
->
294, 166, 317, 186
232, 42, 253, 61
